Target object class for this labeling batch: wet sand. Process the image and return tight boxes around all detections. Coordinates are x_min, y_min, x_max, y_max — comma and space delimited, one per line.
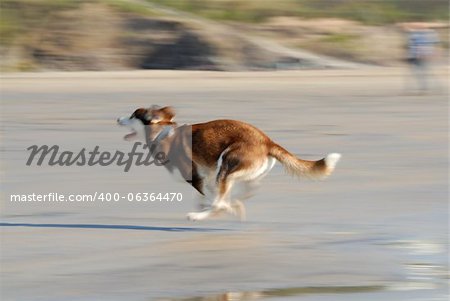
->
0, 69, 448, 301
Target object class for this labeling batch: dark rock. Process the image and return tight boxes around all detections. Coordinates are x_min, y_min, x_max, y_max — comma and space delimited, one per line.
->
139, 31, 217, 70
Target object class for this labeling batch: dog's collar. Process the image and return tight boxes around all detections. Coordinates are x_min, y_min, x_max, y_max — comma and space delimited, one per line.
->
152, 126, 174, 144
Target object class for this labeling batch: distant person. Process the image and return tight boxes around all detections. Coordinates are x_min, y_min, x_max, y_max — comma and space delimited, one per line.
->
405, 25, 440, 93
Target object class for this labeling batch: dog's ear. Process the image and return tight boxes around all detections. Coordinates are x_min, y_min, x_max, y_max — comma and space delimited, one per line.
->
160, 106, 175, 121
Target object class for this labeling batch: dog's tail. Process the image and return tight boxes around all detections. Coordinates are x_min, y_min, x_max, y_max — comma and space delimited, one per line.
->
269, 142, 341, 179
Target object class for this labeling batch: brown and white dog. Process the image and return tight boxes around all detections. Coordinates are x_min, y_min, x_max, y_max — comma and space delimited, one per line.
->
117, 106, 341, 221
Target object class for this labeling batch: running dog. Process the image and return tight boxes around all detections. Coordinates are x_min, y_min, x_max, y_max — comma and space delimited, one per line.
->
117, 106, 341, 221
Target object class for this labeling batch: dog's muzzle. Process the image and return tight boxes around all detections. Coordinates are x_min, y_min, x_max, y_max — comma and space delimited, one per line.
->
117, 117, 131, 126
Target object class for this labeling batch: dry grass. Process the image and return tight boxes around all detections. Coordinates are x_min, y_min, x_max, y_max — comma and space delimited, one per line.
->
148, 0, 449, 24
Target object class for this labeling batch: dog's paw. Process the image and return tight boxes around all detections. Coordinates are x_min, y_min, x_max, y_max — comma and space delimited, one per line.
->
187, 211, 210, 221
187, 212, 200, 221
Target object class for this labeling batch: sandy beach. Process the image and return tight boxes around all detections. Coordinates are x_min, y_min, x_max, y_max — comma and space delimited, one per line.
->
0, 68, 448, 301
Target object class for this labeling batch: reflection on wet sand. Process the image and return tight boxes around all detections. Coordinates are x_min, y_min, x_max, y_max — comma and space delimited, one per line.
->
154, 235, 447, 301
163, 285, 385, 301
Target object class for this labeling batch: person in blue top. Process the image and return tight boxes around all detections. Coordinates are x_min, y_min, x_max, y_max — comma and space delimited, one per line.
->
406, 25, 440, 93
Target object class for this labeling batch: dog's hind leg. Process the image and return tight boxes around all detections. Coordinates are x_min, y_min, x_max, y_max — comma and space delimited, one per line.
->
187, 177, 234, 221
229, 158, 275, 221
187, 150, 242, 221
231, 199, 246, 221
229, 180, 260, 221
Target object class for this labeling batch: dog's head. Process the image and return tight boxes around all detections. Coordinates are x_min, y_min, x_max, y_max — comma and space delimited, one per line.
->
117, 105, 176, 141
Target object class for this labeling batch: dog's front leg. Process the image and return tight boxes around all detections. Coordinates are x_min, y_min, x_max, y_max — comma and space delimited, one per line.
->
195, 193, 210, 211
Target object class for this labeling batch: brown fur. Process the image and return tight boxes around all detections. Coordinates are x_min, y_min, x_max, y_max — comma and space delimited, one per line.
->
119, 106, 340, 220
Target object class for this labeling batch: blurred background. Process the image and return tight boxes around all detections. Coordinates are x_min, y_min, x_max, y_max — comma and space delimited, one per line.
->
1, 1, 449, 301
0, 0, 448, 71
